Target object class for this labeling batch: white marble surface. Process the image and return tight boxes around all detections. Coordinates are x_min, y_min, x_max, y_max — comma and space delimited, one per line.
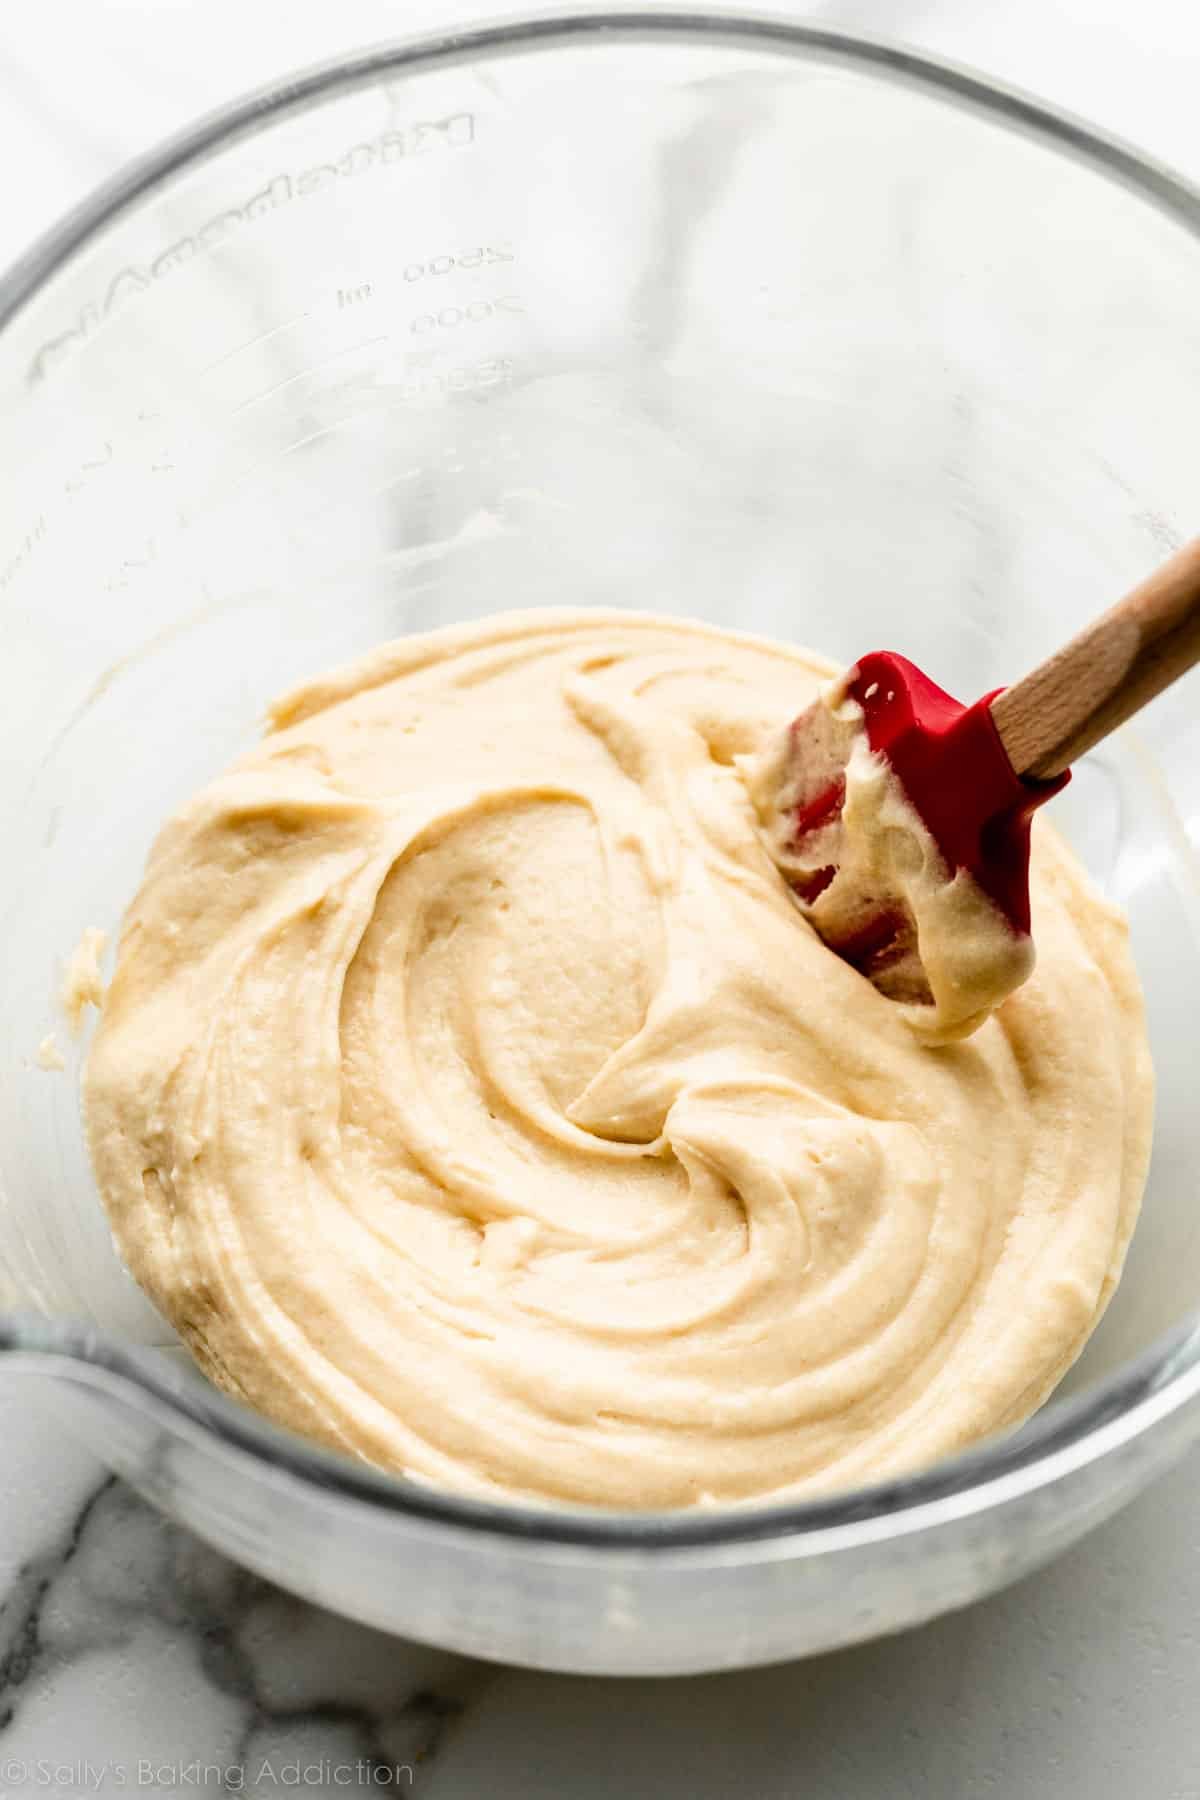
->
2, 2, 1200, 1795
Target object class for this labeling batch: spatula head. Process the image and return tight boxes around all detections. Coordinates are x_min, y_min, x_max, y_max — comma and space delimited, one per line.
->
746, 653, 1067, 1038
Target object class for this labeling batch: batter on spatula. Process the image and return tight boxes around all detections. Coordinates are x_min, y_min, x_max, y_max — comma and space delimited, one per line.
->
750, 538, 1200, 1040
83, 611, 1152, 1509
742, 669, 1040, 1040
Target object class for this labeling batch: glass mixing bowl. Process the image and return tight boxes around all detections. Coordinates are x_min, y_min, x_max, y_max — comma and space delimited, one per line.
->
2, 12, 1200, 1677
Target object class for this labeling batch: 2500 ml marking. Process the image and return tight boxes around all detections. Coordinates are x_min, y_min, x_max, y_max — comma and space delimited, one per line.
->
402, 244, 514, 282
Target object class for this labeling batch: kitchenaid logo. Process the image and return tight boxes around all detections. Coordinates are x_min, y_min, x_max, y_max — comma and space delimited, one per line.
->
27, 111, 475, 385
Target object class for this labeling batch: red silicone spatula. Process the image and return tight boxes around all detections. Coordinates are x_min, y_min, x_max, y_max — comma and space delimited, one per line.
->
760, 538, 1200, 1032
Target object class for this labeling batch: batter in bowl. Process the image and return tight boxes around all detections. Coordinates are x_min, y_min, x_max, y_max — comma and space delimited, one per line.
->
83, 610, 1153, 1509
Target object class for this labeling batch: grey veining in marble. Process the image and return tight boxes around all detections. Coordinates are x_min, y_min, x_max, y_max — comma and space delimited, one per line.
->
0, 1464, 483, 1795
8, 1437, 1200, 1798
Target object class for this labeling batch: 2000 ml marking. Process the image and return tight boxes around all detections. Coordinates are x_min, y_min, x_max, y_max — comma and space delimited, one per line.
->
27, 112, 475, 386
410, 296, 524, 334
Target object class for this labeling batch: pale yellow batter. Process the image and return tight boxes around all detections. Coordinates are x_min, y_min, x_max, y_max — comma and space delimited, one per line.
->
84, 611, 1153, 1509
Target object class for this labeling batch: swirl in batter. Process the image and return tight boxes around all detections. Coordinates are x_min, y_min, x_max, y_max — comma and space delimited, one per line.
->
84, 611, 1153, 1508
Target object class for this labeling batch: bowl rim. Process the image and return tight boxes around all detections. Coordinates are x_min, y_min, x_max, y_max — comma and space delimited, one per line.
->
4, 5, 1200, 336
3, 7, 1200, 1551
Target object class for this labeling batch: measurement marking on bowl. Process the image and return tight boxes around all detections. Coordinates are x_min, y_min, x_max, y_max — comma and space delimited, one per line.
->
276, 409, 390, 458
402, 244, 516, 283
230, 334, 391, 414
176, 355, 515, 529
410, 296, 525, 336
197, 310, 312, 376
299, 362, 517, 524
207, 402, 404, 498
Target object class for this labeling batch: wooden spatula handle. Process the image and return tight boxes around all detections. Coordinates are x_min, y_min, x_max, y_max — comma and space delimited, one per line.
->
990, 538, 1200, 781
